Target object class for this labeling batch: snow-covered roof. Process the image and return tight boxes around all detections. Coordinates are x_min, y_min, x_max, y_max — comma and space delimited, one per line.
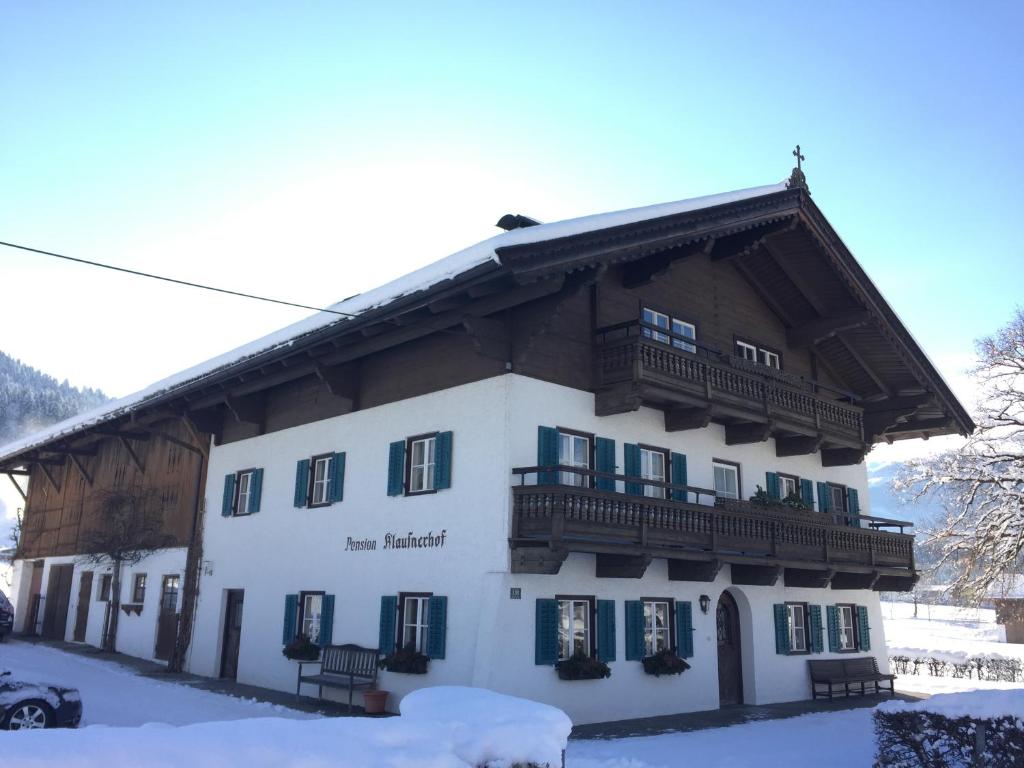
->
0, 181, 788, 464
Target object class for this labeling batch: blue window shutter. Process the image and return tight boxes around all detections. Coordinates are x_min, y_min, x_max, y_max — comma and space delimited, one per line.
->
221, 474, 236, 517
676, 601, 694, 658
773, 604, 790, 654
282, 594, 298, 644
857, 605, 871, 650
827, 605, 839, 652
817, 482, 831, 514
809, 605, 823, 653
387, 441, 405, 496
624, 443, 642, 496
434, 431, 453, 490
596, 600, 616, 662
766, 472, 780, 500
671, 453, 688, 502
293, 460, 310, 508
535, 599, 559, 665
537, 427, 559, 485
624, 600, 645, 660
319, 595, 335, 646
248, 468, 264, 513
800, 478, 814, 508
847, 488, 860, 528
329, 452, 345, 503
595, 438, 616, 491
378, 595, 398, 654
427, 596, 447, 659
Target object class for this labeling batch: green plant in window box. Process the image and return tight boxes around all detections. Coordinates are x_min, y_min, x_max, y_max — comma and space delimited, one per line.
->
282, 634, 320, 661
641, 648, 691, 677
780, 491, 811, 512
555, 652, 611, 681
378, 643, 430, 674
748, 486, 811, 513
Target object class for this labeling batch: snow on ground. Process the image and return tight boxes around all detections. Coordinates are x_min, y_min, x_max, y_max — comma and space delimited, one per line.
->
881, 599, 1023, 663
0, 641, 314, 726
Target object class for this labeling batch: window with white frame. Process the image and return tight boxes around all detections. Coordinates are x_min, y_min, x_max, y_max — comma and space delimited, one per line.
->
310, 455, 333, 506
713, 460, 740, 500
235, 470, 253, 514
787, 603, 808, 653
735, 339, 781, 369
644, 599, 673, 656
837, 604, 857, 651
557, 596, 593, 659
299, 591, 324, 644
642, 307, 696, 353
779, 473, 799, 501
558, 431, 591, 487
759, 349, 780, 369
408, 436, 436, 494
640, 447, 667, 499
400, 593, 431, 653
736, 340, 757, 362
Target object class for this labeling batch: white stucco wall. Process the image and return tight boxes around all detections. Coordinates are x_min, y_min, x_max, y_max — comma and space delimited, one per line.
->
188, 374, 890, 723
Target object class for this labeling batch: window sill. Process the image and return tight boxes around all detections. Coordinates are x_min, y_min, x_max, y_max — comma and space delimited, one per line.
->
403, 489, 438, 497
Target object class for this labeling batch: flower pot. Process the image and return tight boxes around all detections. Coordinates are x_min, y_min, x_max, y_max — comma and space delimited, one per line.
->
363, 689, 389, 715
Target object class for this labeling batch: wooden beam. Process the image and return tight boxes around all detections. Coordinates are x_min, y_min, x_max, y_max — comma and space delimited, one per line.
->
119, 436, 146, 474
595, 553, 652, 579
708, 218, 796, 262
787, 310, 871, 348
835, 334, 891, 397
43, 445, 97, 457
70, 453, 93, 486
510, 547, 568, 575
38, 460, 62, 492
775, 434, 824, 457
725, 421, 773, 445
821, 447, 866, 467
225, 393, 265, 426
731, 257, 798, 326
874, 573, 919, 593
664, 406, 712, 432
314, 362, 359, 407
831, 570, 879, 590
621, 239, 711, 289
784, 567, 835, 589
94, 428, 151, 441
6, 473, 27, 502
461, 315, 510, 362
667, 558, 722, 582
182, 409, 221, 444
595, 384, 643, 416
731, 563, 781, 586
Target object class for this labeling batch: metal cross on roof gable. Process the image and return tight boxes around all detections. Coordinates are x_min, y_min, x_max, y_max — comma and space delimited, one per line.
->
787, 144, 809, 193
793, 144, 805, 170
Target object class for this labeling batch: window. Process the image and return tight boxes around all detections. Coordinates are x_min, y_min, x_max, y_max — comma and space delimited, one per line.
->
829, 483, 848, 517
558, 429, 592, 487
160, 575, 180, 612
736, 340, 757, 361
299, 591, 324, 644
639, 446, 668, 499
779, 473, 799, 501
407, 435, 436, 494
235, 470, 253, 515
643, 599, 673, 656
557, 596, 594, 659
735, 338, 782, 370
97, 573, 112, 602
399, 593, 432, 653
787, 603, 808, 653
132, 573, 147, 603
642, 307, 697, 353
713, 460, 741, 500
837, 604, 858, 651
310, 455, 333, 506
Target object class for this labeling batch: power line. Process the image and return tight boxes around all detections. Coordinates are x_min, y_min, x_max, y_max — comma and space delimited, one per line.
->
0, 239, 361, 318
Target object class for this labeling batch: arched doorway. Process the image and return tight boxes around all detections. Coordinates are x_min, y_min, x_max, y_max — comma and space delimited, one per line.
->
716, 591, 744, 706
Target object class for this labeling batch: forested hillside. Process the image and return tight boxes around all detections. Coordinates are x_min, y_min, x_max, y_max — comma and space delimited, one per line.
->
0, 351, 109, 446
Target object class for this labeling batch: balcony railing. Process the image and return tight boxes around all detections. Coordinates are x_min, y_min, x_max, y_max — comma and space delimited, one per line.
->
594, 321, 864, 444
510, 466, 915, 576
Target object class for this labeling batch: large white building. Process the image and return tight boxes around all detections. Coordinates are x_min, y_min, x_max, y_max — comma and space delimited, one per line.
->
1, 174, 972, 723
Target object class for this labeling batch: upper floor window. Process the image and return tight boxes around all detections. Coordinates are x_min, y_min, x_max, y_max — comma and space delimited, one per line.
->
236, 471, 253, 513
640, 446, 668, 499
735, 338, 781, 369
642, 307, 696, 354
408, 435, 436, 494
311, 455, 333, 506
294, 453, 345, 508
713, 459, 740, 500
778, 473, 799, 500
558, 596, 594, 660
387, 432, 453, 496
559, 429, 592, 487
829, 483, 848, 516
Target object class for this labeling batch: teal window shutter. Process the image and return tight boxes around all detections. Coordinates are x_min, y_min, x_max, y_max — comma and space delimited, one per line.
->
773, 604, 790, 654
800, 478, 814, 508
676, 601, 694, 658
857, 605, 871, 650
766, 472, 780, 500
671, 453, 688, 502
329, 452, 345, 503
378, 595, 398, 654
293, 460, 310, 508
624, 443, 642, 496
847, 488, 860, 528
595, 438, 616, 491
427, 596, 447, 659
319, 595, 335, 646
596, 600, 616, 662
434, 431, 453, 490
537, 426, 559, 484
827, 605, 839, 652
535, 599, 559, 665
387, 441, 406, 496
624, 599, 645, 660
817, 482, 831, 514
809, 605, 824, 653
221, 474, 236, 517
248, 468, 264, 514
282, 594, 298, 644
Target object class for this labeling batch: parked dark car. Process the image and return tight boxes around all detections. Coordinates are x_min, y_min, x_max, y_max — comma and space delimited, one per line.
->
0, 590, 13, 641
0, 671, 82, 729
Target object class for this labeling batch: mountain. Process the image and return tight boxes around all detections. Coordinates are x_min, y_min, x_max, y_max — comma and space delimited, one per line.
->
0, 351, 110, 447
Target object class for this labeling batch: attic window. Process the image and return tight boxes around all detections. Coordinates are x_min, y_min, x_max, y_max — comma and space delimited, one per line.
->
735, 338, 781, 370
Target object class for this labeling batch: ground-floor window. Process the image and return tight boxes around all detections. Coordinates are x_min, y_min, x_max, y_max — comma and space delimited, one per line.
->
97, 573, 112, 602
299, 591, 324, 644
837, 604, 857, 651
132, 573, 147, 603
643, 599, 673, 655
557, 596, 594, 659
399, 592, 431, 653
787, 602, 808, 653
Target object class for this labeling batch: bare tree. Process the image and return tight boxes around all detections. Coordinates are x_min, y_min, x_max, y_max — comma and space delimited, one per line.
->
79, 487, 174, 652
896, 308, 1024, 603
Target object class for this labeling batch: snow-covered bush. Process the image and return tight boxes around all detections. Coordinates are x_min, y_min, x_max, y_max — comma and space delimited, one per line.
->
890, 654, 1024, 682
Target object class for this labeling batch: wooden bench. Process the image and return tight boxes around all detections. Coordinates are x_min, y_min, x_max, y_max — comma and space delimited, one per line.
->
808, 657, 896, 699
296, 643, 379, 712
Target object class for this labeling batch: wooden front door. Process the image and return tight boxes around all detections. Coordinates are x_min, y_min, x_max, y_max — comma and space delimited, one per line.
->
154, 575, 180, 661
716, 591, 743, 706
73, 572, 93, 642
220, 590, 244, 679
24, 561, 44, 635
41, 564, 75, 640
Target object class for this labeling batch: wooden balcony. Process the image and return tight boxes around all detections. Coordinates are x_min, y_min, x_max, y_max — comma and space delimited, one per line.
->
594, 322, 867, 464
510, 466, 916, 592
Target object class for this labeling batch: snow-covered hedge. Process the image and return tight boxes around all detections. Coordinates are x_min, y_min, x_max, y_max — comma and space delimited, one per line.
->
873, 690, 1024, 768
889, 654, 1023, 681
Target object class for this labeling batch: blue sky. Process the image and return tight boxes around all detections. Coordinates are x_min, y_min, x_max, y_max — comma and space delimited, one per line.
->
0, 2, 1021, 440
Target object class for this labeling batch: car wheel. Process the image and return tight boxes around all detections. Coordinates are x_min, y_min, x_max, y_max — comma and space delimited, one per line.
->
4, 700, 54, 730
